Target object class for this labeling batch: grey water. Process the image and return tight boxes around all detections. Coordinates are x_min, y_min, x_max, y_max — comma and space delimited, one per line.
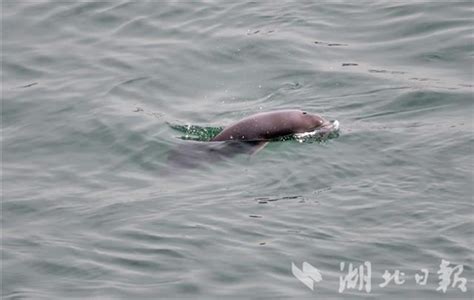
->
2, 1, 473, 299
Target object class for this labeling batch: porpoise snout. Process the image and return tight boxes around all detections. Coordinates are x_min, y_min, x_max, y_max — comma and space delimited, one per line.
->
294, 119, 340, 141
318, 119, 339, 132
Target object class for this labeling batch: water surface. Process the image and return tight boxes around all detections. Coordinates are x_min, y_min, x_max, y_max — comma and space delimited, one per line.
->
3, 1, 473, 299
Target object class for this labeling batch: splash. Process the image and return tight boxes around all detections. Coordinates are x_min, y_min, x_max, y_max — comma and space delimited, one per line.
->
168, 123, 224, 141
292, 120, 340, 143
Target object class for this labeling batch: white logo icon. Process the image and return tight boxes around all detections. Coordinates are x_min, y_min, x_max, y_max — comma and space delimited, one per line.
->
291, 262, 323, 290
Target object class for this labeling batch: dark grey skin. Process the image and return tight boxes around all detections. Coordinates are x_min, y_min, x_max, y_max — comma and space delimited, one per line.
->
212, 109, 327, 141
166, 109, 335, 172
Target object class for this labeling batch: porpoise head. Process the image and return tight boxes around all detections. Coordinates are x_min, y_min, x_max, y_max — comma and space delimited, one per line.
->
291, 110, 339, 133
292, 110, 340, 141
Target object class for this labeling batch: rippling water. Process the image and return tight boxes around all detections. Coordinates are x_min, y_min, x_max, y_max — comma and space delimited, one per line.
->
3, 1, 473, 299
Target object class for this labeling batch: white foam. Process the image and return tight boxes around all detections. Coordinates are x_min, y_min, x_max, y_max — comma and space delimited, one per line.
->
294, 120, 340, 138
